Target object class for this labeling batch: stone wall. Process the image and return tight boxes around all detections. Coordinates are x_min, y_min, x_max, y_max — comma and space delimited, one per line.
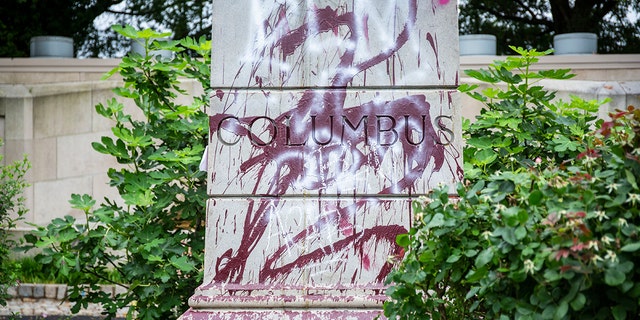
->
0, 58, 203, 234
1, 80, 122, 230
459, 54, 640, 121
0, 55, 639, 233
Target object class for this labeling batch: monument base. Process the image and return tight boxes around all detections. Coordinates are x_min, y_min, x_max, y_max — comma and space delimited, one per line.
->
180, 287, 388, 319
180, 308, 384, 320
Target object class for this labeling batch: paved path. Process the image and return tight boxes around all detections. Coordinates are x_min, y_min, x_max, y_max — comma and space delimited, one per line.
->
1, 298, 117, 318
1, 284, 127, 319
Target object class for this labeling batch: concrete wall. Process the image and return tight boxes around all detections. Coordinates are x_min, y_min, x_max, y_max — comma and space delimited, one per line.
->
0, 58, 203, 230
459, 54, 640, 121
1, 54, 639, 230
1, 79, 121, 229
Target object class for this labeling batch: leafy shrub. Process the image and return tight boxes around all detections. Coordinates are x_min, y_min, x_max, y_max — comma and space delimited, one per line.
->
460, 47, 601, 181
0, 140, 30, 306
25, 26, 210, 319
383, 48, 640, 319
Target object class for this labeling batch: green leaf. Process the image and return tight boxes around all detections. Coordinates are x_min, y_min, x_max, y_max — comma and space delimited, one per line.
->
497, 67, 521, 84
465, 286, 481, 300
538, 69, 575, 80
56, 228, 79, 243
92, 136, 130, 160
544, 269, 561, 282
112, 127, 153, 147
100, 67, 120, 80
494, 227, 518, 245
112, 24, 140, 39
446, 253, 461, 263
400, 262, 426, 284
474, 149, 498, 165
605, 268, 626, 286
511, 265, 530, 283
482, 87, 502, 99
465, 69, 499, 83
497, 117, 521, 129
551, 135, 579, 152
466, 266, 488, 282
113, 24, 171, 40
621, 242, 640, 252
143, 238, 166, 251
626, 170, 638, 189
458, 83, 479, 93
418, 251, 434, 263
618, 261, 634, 273
69, 194, 96, 212
475, 248, 494, 267
122, 189, 155, 207
497, 180, 516, 194
396, 234, 410, 247
112, 87, 139, 99
426, 213, 446, 229
570, 293, 586, 311
137, 28, 172, 40
514, 225, 527, 240
467, 137, 495, 149
529, 190, 544, 206
554, 300, 568, 320
612, 305, 627, 320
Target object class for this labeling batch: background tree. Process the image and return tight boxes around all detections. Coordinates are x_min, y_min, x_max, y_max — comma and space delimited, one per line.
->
4, 0, 637, 57
0, 0, 211, 57
459, 0, 640, 55
0, 0, 118, 57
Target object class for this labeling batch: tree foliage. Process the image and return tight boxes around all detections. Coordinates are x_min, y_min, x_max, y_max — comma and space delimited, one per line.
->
3, 0, 638, 57
0, 0, 211, 57
459, 0, 640, 54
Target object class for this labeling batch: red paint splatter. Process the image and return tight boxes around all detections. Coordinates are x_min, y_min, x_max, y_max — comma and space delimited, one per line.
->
208, 0, 461, 288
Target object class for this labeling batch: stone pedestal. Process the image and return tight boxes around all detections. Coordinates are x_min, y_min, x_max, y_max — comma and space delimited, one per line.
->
181, 0, 461, 318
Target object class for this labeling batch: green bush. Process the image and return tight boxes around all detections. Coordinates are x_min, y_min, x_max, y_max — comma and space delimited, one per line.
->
460, 47, 601, 181
25, 26, 210, 319
383, 48, 640, 319
0, 140, 30, 306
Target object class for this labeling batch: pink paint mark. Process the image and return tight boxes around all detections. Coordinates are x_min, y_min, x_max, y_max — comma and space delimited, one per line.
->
362, 14, 369, 43
426, 32, 442, 79
215, 89, 224, 101
362, 254, 371, 271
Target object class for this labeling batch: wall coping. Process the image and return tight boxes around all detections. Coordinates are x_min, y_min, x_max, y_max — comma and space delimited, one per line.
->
0, 78, 202, 98
0, 80, 121, 98
1, 54, 638, 73
459, 54, 640, 72
0, 58, 121, 73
